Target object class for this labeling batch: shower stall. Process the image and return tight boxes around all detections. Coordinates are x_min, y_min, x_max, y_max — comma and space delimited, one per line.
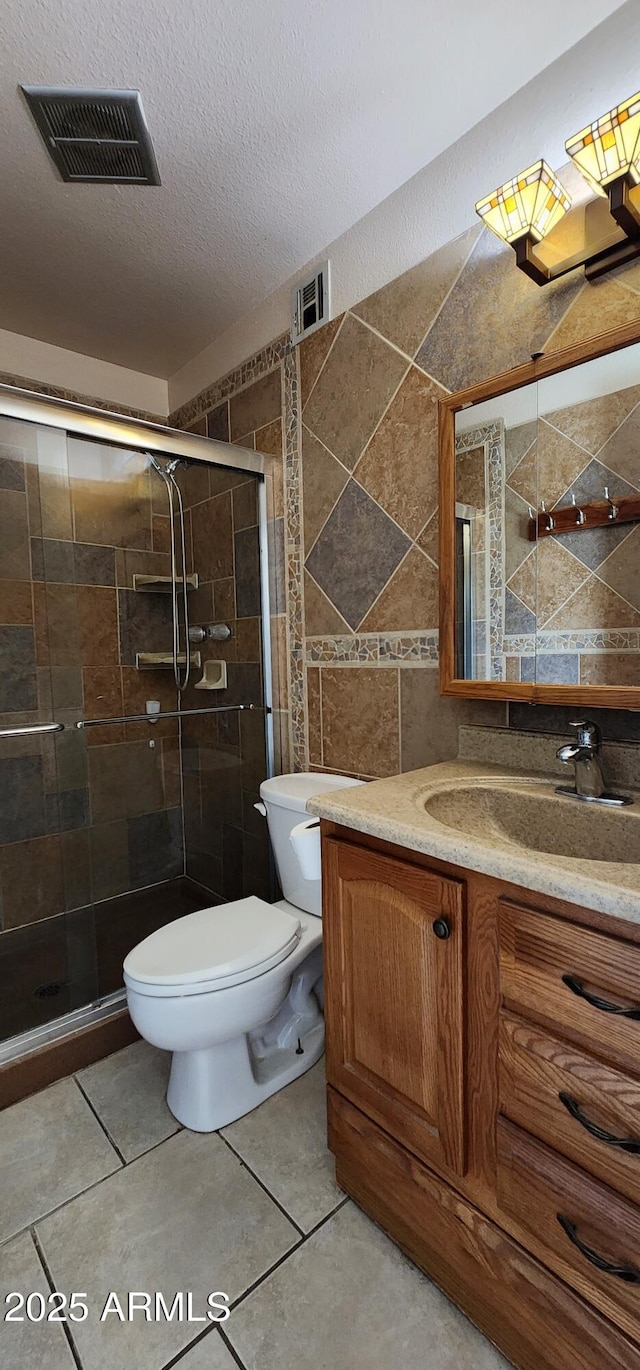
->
0, 385, 277, 1067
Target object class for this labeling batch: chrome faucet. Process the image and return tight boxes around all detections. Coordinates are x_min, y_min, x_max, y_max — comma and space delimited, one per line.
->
555, 721, 631, 807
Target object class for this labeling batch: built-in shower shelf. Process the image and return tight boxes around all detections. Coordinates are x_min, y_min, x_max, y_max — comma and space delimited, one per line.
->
133, 573, 199, 592
135, 651, 202, 670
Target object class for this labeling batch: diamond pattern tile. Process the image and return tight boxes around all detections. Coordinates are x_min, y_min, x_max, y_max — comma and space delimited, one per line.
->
415, 230, 582, 392
597, 406, 640, 490
354, 366, 443, 538
551, 458, 638, 570
305, 479, 410, 630
544, 385, 640, 458
302, 314, 407, 472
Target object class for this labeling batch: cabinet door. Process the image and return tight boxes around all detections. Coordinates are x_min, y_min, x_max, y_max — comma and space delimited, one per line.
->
323, 837, 466, 1174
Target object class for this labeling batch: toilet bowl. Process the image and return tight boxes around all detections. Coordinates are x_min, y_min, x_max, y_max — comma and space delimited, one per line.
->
123, 772, 362, 1132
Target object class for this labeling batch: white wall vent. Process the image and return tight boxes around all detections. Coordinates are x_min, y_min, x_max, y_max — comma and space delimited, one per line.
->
291, 261, 331, 343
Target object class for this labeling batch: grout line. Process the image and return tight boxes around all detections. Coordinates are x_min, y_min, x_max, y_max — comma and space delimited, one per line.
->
344, 311, 414, 367
351, 359, 412, 469
541, 281, 588, 353
412, 225, 483, 361
591, 398, 640, 463
300, 315, 346, 413
0, 1116, 188, 1254
353, 538, 429, 633
304, 566, 351, 634
219, 1324, 249, 1368
217, 1132, 306, 1238
228, 1196, 351, 1315
72, 1075, 126, 1166
158, 1322, 246, 1370
228, 1239, 305, 1313
31, 1226, 84, 1370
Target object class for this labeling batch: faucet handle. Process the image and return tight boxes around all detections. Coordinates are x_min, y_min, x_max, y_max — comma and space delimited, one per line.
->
570, 719, 600, 749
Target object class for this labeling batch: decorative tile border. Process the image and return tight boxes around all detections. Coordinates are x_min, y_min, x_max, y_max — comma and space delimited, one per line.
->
305, 632, 439, 664
283, 346, 307, 770
0, 370, 164, 425
504, 630, 640, 655
168, 334, 291, 430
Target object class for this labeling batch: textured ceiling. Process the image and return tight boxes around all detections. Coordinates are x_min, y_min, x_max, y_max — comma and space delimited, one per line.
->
0, 0, 626, 377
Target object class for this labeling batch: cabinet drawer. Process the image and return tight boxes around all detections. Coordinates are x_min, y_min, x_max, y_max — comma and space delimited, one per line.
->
500, 900, 640, 1073
504, 1013, 640, 1205
497, 1118, 640, 1340
500, 1014, 640, 1206
329, 1089, 640, 1370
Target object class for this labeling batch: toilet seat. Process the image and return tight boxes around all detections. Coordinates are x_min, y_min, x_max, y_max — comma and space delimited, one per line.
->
123, 896, 301, 998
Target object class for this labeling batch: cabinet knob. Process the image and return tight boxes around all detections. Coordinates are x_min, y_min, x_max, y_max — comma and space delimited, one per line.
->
432, 918, 451, 940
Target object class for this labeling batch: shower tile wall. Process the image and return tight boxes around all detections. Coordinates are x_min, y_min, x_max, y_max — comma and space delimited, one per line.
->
0, 421, 186, 1039
173, 459, 271, 904
173, 366, 289, 775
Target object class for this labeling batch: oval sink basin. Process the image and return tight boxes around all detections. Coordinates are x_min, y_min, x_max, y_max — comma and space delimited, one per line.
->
421, 780, 640, 865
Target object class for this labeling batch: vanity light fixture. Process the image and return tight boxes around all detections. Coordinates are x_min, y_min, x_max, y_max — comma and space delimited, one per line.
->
475, 160, 571, 250
475, 90, 640, 285
565, 91, 640, 237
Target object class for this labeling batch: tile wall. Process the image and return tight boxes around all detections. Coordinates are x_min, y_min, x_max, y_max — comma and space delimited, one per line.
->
171, 342, 291, 776
174, 210, 640, 777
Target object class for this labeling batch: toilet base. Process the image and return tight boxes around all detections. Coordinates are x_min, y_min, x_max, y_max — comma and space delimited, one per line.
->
167, 1019, 325, 1131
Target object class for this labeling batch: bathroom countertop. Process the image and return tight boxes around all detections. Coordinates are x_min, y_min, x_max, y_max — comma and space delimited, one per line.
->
306, 759, 640, 926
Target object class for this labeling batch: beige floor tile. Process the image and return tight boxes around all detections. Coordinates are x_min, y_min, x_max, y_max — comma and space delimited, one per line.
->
227, 1202, 510, 1370
173, 1329, 239, 1368
222, 1060, 343, 1232
0, 1078, 120, 1243
0, 1231, 77, 1369
37, 1128, 298, 1370
77, 1040, 178, 1161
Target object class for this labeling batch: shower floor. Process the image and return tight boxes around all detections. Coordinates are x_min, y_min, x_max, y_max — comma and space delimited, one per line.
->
0, 878, 216, 1046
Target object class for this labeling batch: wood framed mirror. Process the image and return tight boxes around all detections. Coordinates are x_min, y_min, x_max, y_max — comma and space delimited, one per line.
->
439, 319, 640, 708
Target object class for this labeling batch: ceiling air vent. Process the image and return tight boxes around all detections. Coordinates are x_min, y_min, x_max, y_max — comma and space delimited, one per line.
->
20, 86, 161, 185
291, 261, 331, 343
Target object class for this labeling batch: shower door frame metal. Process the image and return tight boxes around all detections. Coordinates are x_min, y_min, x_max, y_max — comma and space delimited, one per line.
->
0, 383, 277, 1065
0, 382, 266, 475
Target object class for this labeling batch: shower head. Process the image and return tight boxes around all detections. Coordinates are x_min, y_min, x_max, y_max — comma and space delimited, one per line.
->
146, 453, 188, 480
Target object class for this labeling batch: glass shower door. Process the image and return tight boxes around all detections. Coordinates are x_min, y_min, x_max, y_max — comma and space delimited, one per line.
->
0, 416, 185, 1050
0, 415, 79, 1042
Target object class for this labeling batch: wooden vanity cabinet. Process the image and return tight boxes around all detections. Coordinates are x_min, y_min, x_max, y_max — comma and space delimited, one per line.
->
322, 821, 640, 1370
322, 837, 465, 1174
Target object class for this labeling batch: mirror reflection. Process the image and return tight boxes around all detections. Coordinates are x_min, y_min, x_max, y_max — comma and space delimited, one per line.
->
454, 341, 640, 687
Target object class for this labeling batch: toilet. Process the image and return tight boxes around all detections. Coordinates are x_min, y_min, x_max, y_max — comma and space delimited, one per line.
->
123, 772, 362, 1132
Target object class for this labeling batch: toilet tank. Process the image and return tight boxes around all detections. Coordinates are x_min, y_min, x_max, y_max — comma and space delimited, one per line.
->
259, 773, 363, 917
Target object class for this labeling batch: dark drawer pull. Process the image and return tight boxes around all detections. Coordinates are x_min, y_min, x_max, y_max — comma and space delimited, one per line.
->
559, 1092, 640, 1154
562, 975, 640, 1020
557, 1214, 640, 1282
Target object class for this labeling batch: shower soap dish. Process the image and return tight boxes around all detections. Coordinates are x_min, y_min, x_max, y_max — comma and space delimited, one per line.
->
194, 660, 227, 690
133, 573, 199, 592
136, 651, 201, 670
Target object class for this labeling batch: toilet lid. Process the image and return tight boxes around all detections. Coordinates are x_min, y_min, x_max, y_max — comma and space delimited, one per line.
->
123, 896, 301, 991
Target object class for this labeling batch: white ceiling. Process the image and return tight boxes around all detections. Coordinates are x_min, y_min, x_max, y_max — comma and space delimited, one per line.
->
0, 0, 626, 378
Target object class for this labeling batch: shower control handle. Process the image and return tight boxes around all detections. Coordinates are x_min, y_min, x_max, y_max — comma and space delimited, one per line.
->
188, 623, 232, 643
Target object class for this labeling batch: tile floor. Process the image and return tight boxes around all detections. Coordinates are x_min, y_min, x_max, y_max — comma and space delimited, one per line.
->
0, 1043, 510, 1369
